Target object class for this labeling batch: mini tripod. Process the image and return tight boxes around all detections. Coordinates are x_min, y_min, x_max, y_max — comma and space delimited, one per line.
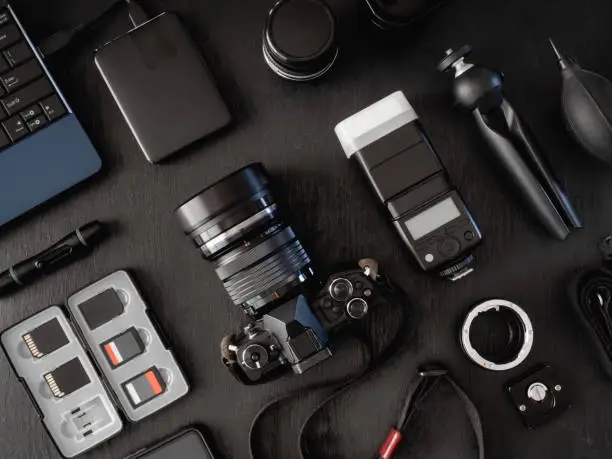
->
439, 45, 582, 240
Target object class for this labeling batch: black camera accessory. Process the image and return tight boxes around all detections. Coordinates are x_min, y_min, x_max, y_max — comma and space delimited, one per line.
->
0, 221, 107, 296
1, 271, 190, 457
549, 40, 612, 166
221, 261, 384, 384
568, 236, 612, 378
507, 364, 570, 428
127, 427, 218, 459
335, 91, 482, 281
263, 0, 338, 82
439, 45, 582, 241
461, 299, 533, 371
94, 12, 231, 163
175, 163, 315, 317
364, 0, 446, 29
373, 366, 484, 459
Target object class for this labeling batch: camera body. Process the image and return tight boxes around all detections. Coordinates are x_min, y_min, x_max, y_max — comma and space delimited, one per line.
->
335, 91, 482, 280
225, 266, 380, 383
175, 164, 392, 384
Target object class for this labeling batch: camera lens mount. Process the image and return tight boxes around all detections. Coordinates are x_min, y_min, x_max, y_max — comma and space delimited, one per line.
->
460, 299, 533, 371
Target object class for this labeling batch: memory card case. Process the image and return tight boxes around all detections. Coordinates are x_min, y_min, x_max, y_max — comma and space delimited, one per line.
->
0, 270, 190, 458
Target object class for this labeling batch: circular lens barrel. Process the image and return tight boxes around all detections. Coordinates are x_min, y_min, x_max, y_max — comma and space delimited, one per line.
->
175, 164, 313, 315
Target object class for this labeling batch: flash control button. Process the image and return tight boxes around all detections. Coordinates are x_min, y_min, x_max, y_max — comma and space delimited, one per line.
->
464, 230, 475, 241
438, 237, 461, 258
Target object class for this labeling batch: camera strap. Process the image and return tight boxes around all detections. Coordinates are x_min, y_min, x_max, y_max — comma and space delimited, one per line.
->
568, 235, 612, 378
248, 271, 414, 459
371, 368, 484, 459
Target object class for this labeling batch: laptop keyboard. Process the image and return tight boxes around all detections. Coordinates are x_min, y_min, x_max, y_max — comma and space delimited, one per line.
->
0, 8, 67, 149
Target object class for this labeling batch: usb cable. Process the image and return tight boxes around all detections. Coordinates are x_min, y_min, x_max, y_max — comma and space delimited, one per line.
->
37, 0, 149, 58
126, 0, 149, 28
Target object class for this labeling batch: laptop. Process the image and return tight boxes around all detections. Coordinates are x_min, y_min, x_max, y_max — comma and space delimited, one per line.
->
0, 3, 101, 227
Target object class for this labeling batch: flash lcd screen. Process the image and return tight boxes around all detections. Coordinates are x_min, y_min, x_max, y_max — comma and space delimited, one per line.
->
405, 197, 461, 240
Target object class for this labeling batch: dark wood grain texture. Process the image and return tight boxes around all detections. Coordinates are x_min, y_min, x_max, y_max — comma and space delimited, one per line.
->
2, 0, 612, 458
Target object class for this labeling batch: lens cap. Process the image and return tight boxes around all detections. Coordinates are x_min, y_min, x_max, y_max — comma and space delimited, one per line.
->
263, 0, 338, 81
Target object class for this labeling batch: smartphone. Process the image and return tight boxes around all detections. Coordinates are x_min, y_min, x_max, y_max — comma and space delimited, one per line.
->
127, 428, 217, 459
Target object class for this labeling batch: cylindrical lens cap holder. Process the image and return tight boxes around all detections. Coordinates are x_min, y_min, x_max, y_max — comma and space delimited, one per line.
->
263, 0, 338, 82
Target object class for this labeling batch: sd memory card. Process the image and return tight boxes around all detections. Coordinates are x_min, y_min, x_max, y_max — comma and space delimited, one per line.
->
122, 367, 166, 407
44, 358, 91, 398
22, 318, 69, 358
101, 328, 145, 368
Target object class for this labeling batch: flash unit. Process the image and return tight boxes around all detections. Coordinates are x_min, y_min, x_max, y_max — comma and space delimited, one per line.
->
334, 91, 482, 280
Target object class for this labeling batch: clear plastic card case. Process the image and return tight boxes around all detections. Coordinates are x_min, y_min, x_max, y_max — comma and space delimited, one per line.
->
1, 270, 190, 457
1, 306, 123, 458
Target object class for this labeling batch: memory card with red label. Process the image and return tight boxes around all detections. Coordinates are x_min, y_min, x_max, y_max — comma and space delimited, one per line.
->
122, 367, 166, 407
101, 328, 145, 369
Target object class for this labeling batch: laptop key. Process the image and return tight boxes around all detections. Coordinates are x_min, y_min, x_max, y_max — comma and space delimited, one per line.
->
2, 78, 53, 115
2, 60, 42, 92
40, 95, 66, 121
0, 25, 21, 50
4, 42, 31, 67
26, 114, 47, 132
3, 115, 27, 141
0, 54, 8, 74
20, 104, 41, 122
0, 11, 10, 27
0, 126, 9, 148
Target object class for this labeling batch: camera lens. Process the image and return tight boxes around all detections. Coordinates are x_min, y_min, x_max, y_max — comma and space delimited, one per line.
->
329, 278, 353, 302
175, 164, 314, 316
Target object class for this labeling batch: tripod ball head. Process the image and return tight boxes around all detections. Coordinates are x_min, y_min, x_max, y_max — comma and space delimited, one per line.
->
438, 45, 504, 111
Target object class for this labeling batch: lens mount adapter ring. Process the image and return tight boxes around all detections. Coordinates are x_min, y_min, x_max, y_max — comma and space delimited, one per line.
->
461, 299, 533, 372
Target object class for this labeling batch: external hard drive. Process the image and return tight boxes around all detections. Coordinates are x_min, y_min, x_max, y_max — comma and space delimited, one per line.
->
94, 12, 231, 163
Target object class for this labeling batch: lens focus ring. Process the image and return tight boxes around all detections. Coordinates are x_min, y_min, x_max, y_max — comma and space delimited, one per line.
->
175, 163, 314, 314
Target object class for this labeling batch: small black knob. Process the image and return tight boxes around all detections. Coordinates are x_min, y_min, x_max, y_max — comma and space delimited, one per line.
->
347, 298, 369, 319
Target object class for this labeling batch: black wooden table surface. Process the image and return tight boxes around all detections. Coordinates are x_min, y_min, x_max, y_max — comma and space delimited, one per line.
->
2, 0, 612, 458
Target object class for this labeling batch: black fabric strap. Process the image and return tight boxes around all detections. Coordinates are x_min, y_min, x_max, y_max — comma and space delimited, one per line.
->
569, 267, 612, 378
372, 368, 484, 459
